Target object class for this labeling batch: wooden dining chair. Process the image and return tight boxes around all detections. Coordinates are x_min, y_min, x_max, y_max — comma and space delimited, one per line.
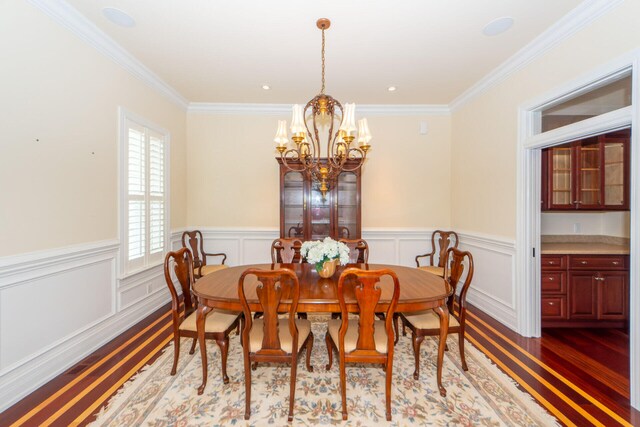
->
238, 268, 314, 421
271, 238, 304, 263
415, 230, 459, 277
182, 230, 228, 279
325, 267, 400, 421
338, 238, 369, 263
163, 248, 240, 383
398, 247, 474, 379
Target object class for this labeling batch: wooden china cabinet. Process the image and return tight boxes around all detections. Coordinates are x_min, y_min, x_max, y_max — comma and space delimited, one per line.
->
277, 158, 361, 241
541, 129, 630, 211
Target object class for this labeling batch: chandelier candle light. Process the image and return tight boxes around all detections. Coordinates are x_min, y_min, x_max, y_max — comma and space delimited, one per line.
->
274, 18, 372, 197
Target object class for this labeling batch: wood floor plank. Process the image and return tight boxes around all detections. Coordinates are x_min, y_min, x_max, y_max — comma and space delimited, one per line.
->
3, 301, 640, 426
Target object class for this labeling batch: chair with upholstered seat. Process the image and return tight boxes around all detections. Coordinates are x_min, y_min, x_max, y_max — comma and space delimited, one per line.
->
163, 248, 240, 384
325, 267, 400, 421
238, 268, 314, 421
398, 247, 474, 379
415, 230, 459, 277
338, 238, 369, 263
182, 230, 228, 279
271, 238, 304, 263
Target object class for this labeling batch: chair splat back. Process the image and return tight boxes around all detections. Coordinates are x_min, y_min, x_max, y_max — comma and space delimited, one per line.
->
339, 239, 369, 264
443, 247, 474, 316
434, 231, 459, 268
271, 238, 303, 264
415, 230, 459, 271
338, 268, 399, 354
182, 230, 205, 269
163, 248, 195, 314
238, 269, 300, 356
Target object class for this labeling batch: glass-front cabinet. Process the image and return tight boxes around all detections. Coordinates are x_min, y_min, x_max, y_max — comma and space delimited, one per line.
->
278, 158, 361, 240
542, 129, 629, 211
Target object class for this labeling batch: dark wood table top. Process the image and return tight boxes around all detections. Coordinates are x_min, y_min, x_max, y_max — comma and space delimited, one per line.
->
193, 263, 451, 313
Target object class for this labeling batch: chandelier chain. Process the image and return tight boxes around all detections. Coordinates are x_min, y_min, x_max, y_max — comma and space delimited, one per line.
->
321, 28, 325, 94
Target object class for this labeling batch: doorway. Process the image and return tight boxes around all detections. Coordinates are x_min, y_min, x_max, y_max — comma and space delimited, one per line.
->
516, 58, 640, 408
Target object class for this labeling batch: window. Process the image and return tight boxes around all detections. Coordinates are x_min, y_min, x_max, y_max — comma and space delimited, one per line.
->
120, 109, 169, 274
534, 70, 632, 134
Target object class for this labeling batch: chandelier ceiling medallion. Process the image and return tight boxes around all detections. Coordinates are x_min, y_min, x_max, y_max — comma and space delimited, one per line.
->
274, 18, 372, 197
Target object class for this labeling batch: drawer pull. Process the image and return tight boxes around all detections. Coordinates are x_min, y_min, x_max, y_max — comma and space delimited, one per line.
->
548, 261, 555, 265
581, 261, 588, 265
612, 261, 620, 265
548, 277, 554, 281
594, 277, 605, 281
548, 302, 555, 305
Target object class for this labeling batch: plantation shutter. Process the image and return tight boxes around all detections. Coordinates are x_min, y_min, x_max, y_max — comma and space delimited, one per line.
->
124, 117, 167, 272
148, 131, 165, 263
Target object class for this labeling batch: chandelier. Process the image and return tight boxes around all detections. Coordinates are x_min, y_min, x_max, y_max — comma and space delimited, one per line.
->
274, 18, 372, 197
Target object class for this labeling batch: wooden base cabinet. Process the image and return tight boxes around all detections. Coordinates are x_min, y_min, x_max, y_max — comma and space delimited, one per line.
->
542, 254, 628, 328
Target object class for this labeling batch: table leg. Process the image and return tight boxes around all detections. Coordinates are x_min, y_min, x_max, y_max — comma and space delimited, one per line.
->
434, 303, 449, 397
197, 304, 212, 395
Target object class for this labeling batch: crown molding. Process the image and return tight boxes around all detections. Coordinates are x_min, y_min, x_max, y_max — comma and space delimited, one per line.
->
449, 0, 624, 112
188, 103, 450, 116
27, 0, 189, 111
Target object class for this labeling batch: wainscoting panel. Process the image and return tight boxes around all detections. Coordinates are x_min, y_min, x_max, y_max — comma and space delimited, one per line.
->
458, 231, 517, 330
0, 239, 173, 411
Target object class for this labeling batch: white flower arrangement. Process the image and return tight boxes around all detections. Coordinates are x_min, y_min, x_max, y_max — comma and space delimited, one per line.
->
300, 237, 350, 271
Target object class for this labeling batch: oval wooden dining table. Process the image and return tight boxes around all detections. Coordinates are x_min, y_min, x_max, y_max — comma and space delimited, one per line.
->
192, 262, 453, 396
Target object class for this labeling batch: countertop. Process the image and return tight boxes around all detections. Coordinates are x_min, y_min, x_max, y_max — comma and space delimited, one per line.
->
541, 242, 629, 255
541, 235, 629, 255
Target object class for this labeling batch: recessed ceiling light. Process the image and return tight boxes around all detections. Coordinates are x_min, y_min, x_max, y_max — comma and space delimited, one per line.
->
262, 85, 271, 90
102, 8, 136, 28
483, 17, 514, 36
387, 86, 397, 92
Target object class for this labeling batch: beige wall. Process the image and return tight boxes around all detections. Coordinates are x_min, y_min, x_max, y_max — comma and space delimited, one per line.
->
451, 1, 640, 239
0, 2, 187, 257
186, 113, 451, 229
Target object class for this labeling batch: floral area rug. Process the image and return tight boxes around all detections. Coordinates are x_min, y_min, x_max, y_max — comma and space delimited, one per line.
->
91, 316, 558, 426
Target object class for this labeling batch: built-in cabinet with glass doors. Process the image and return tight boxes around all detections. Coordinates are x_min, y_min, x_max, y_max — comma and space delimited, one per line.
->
541, 129, 630, 211
278, 158, 361, 241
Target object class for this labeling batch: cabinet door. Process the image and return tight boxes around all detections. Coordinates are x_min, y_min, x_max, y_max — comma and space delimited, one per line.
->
547, 146, 574, 209
282, 171, 305, 238
335, 171, 359, 239
597, 272, 627, 320
568, 273, 597, 319
602, 135, 629, 209
309, 182, 332, 240
575, 138, 602, 209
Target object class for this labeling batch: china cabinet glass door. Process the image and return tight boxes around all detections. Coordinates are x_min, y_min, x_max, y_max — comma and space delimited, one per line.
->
283, 171, 305, 238
336, 172, 358, 239
309, 182, 331, 240
577, 138, 601, 208
550, 147, 572, 208
604, 141, 625, 207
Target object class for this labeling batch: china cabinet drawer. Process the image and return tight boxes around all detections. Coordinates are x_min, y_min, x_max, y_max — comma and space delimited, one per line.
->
541, 255, 566, 271
542, 296, 566, 320
569, 255, 626, 270
541, 272, 566, 293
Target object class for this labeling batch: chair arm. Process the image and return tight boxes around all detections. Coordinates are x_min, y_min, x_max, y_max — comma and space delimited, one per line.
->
204, 252, 228, 265
415, 251, 435, 267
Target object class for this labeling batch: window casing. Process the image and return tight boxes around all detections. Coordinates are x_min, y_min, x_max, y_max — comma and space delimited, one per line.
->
120, 109, 169, 274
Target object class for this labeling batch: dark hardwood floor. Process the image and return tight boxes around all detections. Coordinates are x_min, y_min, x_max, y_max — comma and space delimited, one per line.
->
2, 302, 639, 426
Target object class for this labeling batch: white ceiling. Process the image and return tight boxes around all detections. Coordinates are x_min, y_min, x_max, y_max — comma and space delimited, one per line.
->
65, 0, 584, 105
